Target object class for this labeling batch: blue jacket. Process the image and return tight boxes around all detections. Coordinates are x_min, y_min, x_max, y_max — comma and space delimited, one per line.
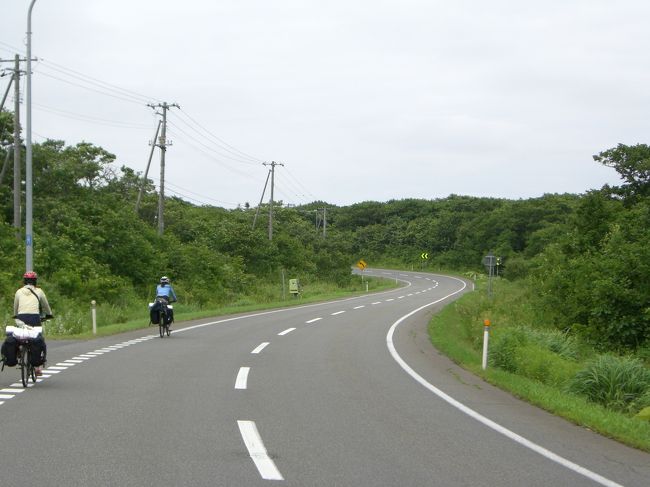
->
156, 284, 177, 302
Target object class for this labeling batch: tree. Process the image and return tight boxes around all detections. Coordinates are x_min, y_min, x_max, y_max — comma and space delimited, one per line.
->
593, 144, 650, 201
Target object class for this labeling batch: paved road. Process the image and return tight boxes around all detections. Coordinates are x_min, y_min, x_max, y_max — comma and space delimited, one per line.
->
0, 269, 648, 486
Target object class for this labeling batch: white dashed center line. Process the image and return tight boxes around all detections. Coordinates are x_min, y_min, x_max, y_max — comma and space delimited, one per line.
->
238, 420, 284, 481
235, 367, 250, 390
251, 343, 269, 354
331, 311, 345, 316
306, 318, 322, 324
278, 328, 295, 336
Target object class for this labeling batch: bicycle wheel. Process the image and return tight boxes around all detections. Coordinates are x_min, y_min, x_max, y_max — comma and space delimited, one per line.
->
20, 346, 29, 387
159, 311, 165, 338
29, 358, 36, 383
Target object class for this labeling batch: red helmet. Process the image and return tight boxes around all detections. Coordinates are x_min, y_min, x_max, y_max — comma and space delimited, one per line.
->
23, 271, 38, 279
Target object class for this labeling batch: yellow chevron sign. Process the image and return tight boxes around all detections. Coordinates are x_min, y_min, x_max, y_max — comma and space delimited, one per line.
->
356, 259, 367, 270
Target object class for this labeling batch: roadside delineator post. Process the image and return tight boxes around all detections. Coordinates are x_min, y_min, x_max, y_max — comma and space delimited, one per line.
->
482, 319, 491, 370
91, 300, 97, 336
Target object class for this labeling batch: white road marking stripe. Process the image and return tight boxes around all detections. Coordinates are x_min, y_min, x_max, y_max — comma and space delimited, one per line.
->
0, 401, 4, 405
278, 328, 295, 336
235, 367, 250, 390
305, 317, 322, 324
251, 343, 269, 354
353, 305, 365, 309
386, 278, 623, 487
43, 369, 61, 374
64, 360, 83, 364
0, 394, 15, 399
371, 301, 381, 305
331, 311, 345, 315
78, 354, 96, 358
385, 298, 394, 302
56, 363, 73, 367
237, 420, 284, 481
48, 366, 68, 370
397, 296, 405, 299
1, 388, 24, 394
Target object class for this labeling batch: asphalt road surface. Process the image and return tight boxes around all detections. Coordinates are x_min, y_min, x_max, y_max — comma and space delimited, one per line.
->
0, 269, 648, 486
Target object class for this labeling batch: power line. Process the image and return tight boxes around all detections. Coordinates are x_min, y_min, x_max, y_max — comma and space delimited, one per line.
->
31, 101, 151, 129
176, 107, 263, 164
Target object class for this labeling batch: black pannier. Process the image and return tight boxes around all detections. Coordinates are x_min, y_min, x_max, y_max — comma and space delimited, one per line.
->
150, 300, 162, 324
29, 335, 46, 366
1, 336, 18, 367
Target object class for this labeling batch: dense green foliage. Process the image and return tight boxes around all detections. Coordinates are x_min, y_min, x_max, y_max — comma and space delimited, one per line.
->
1, 110, 649, 352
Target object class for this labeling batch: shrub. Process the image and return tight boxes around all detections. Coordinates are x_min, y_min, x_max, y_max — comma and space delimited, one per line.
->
567, 355, 650, 413
489, 328, 527, 372
514, 344, 582, 387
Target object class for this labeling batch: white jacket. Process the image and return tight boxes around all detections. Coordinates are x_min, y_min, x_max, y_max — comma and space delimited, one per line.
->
14, 285, 53, 316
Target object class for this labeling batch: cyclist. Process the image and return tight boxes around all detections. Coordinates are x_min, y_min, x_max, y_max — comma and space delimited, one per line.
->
154, 276, 177, 326
13, 271, 52, 375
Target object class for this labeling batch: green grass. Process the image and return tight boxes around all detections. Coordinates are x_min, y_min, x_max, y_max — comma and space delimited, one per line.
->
429, 277, 650, 452
37, 275, 399, 339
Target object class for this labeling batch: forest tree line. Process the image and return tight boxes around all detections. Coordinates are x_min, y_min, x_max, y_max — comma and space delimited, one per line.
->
1, 110, 648, 349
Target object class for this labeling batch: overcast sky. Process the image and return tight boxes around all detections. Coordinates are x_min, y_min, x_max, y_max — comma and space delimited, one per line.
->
1, 1, 647, 208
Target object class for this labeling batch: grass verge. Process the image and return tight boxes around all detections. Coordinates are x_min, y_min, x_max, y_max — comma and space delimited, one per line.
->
428, 278, 650, 453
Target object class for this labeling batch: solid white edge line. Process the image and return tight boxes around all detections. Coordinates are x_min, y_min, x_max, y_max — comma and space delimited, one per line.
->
235, 367, 250, 390
251, 342, 269, 354
237, 420, 284, 481
385, 278, 624, 487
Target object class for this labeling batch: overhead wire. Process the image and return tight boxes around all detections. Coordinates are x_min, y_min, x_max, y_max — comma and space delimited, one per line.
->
0, 40, 323, 207
31, 101, 151, 129
176, 107, 263, 164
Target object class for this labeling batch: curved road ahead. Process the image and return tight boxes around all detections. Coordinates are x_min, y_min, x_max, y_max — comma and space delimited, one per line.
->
0, 269, 648, 486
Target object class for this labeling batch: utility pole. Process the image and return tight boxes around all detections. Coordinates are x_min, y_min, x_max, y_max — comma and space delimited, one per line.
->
263, 161, 283, 240
1, 54, 32, 240
13, 55, 21, 238
147, 102, 179, 235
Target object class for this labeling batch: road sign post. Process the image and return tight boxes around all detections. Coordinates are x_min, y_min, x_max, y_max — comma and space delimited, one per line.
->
482, 252, 496, 298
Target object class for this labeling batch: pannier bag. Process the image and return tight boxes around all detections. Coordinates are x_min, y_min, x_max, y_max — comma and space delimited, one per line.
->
149, 301, 162, 324
1, 336, 18, 367
29, 335, 46, 366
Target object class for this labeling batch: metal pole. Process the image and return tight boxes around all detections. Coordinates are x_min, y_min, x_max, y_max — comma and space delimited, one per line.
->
25, 0, 37, 272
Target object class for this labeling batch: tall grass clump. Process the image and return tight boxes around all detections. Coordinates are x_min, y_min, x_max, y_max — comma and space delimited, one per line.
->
567, 355, 650, 413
